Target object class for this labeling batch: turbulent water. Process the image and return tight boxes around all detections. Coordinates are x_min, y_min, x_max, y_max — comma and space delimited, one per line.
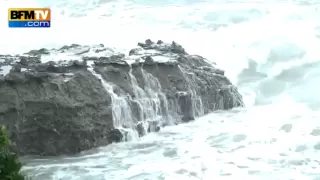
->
1, 0, 320, 179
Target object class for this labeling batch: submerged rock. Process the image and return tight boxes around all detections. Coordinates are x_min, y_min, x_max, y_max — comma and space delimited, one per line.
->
107, 129, 123, 143
136, 122, 147, 137
0, 39, 244, 156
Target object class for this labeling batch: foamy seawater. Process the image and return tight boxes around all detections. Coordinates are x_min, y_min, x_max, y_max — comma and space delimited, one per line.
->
23, 103, 320, 179
1, 0, 320, 179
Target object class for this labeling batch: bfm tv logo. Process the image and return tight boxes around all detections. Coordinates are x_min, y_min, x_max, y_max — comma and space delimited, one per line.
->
8, 8, 51, 28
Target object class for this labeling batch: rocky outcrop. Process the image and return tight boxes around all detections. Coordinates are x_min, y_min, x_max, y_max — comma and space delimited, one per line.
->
0, 39, 244, 156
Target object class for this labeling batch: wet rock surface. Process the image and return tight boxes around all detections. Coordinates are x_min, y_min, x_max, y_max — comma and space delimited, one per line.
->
0, 39, 244, 156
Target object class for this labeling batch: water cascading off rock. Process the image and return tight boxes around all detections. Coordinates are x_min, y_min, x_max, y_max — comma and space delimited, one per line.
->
0, 39, 244, 156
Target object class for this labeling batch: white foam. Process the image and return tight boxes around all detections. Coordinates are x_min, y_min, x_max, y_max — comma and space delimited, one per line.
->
41, 53, 82, 63
0, 65, 12, 76
152, 55, 175, 62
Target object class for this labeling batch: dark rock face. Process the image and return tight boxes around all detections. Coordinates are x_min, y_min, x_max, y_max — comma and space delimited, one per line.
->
0, 39, 244, 156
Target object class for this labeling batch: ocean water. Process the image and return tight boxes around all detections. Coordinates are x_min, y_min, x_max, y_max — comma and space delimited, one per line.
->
1, 0, 320, 179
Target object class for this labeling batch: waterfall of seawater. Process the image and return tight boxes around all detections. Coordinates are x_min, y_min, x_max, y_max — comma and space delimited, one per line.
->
86, 61, 173, 140
87, 62, 139, 141
87, 59, 207, 140
178, 66, 205, 116
128, 68, 172, 131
